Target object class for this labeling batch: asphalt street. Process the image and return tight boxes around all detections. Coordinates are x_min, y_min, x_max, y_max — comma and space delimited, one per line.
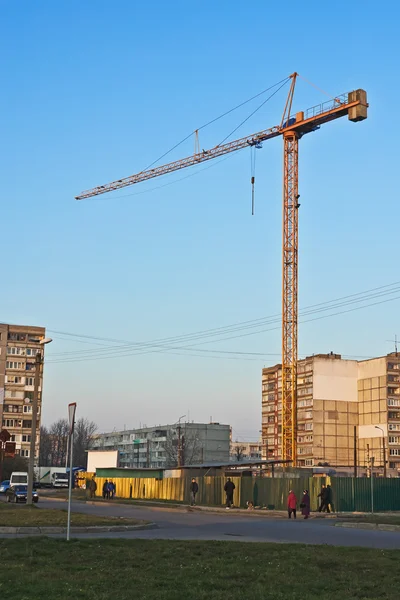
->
2, 496, 400, 548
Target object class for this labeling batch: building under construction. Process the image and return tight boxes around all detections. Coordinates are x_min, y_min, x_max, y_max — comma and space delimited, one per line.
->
262, 352, 400, 476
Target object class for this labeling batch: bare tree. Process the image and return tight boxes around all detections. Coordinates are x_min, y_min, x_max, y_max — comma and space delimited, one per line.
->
234, 445, 246, 462
73, 418, 97, 468
38, 417, 97, 468
164, 427, 203, 468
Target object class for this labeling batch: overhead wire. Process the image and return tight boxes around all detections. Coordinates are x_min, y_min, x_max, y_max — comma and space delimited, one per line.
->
46, 281, 400, 358
45, 285, 400, 364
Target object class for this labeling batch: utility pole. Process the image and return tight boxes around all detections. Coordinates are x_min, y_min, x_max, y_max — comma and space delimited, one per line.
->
370, 456, 375, 513
375, 426, 386, 477
26, 352, 41, 506
27, 338, 52, 506
177, 425, 181, 468
366, 443, 370, 477
353, 426, 357, 478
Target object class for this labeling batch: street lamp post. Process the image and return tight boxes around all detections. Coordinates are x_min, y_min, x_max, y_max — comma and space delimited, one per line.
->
375, 426, 387, 478
27, 338, 52, 506
176, 415, 186, 468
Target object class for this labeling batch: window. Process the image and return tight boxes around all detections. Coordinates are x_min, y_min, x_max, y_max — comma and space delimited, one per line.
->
6, 361, 23, 370
25, 377, 34, 386
3, 419, 15, 427
390, 448, 400, 456
388, 363, 400, 371
389, 424, 400, 431
22, 420, 32, 428
7, 346, 22, 355
389, 462, 398, 469
305, 422, 313, 431
21, 434, 31, 443
20, 449, 30, 458
25, 348, 39, 356
389, 436, 400, 444
305, 459, 314, 466
25, 362, 36, 371
3, 405, 23, 414
23, 405, 32, 414
388, 412, 400, 419
388, 398, 400, 407
8, 332, 27, 341
5, 375, 24, 384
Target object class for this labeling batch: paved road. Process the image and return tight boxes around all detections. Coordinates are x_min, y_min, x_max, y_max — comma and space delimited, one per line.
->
3, 497, 399, 549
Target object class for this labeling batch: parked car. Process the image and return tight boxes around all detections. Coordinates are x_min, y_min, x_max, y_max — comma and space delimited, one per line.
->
0, 480, 10, 494
6, 485, 39, 504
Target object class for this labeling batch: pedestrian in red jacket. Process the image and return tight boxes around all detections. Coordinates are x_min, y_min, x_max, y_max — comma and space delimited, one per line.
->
287, 490, 297, 519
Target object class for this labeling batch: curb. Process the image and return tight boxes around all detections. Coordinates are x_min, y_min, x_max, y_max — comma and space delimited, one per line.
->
335, 522, 400, 532
0, 522, 157, 535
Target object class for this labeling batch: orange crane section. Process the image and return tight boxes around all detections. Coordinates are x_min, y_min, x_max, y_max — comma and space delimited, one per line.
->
76, 74, 368, 464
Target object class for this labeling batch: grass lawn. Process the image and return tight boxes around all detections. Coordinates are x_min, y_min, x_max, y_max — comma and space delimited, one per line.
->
0, 539, 399, 600
0, 504, 145, 527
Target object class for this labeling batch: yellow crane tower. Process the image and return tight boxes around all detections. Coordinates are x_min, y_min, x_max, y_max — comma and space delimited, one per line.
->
76, 73, 368, 464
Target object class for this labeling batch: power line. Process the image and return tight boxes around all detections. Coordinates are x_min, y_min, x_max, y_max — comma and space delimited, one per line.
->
46, 281, 400, 359
46, 288, 400, 364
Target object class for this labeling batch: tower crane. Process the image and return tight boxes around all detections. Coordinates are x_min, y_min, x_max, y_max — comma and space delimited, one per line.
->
76, 73, 368, 464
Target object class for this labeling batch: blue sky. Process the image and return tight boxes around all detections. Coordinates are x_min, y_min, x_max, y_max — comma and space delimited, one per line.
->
1, 2, 399, 440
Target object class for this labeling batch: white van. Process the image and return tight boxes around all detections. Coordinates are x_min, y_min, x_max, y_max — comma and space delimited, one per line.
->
10, 471, 28, 487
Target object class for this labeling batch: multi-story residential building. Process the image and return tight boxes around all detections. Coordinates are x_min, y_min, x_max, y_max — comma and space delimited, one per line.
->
357, 354, 400, 475
230, 440, 262, 461
261, 352, 400, 476
0, 323, 46, 463
91, 422, 230, 469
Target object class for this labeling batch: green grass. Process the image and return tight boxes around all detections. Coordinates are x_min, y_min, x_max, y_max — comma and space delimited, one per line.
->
0, 539, 399, 599
0, 504, 145, 527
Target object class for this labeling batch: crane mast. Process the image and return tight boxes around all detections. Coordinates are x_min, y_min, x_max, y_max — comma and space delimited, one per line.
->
76, 74, 368, 465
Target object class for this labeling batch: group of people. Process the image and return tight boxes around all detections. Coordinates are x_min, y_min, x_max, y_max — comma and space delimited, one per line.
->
102, 479, 116, 500
287, 484, 334, 519
87, 477, 116, 499
317, 484, 334, 513
287, 489, 311, 519
189, 477, 236, 508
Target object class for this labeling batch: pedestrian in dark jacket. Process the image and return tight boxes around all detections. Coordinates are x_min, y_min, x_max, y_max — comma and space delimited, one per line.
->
287, 490, 297, 519
102, 479, 109, 500
301, 490, 310, 519
108, 480, 114, 499
317, 485, 328, 512
326, 484, 334, 512
190, 478, 199, 506
88, 477, 97, 499
224, 478, 235, 509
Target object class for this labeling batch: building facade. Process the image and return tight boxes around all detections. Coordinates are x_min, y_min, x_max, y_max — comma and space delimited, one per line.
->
0, 323, 46, 463
230, 440, 262, 461
261, 352, 400, 475
91, 422, 230, 469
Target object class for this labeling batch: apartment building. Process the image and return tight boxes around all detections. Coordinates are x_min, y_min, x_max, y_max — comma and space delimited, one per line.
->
0, 323, 46, 463
261, 352, 400, 475
91, 422, 230, 469
357, 354, 400, 475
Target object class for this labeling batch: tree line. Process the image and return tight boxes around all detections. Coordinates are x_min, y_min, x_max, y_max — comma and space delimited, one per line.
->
39, 418, 97, 469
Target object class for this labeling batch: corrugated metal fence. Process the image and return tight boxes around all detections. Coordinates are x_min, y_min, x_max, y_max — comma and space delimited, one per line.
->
77, 472, 400, 512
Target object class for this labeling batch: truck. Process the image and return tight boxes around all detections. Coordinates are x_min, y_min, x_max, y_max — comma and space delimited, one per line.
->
10, 471, 28, 487
38, 467, 69, 488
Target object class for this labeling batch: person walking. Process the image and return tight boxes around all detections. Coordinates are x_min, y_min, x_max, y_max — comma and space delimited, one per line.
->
287, 490, 297, 519
300, 489, 311, 519
317, 484, 328, 512
224, 478, 235, 509
108, 480, 114, 499
88, 477, 97, 499
190, 478, 199, 506
102, 479, 109, 500
326, 484, 334, 513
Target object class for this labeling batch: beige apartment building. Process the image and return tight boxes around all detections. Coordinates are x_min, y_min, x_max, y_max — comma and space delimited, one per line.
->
0, 323, 46, 463
261, 352, 400, 476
